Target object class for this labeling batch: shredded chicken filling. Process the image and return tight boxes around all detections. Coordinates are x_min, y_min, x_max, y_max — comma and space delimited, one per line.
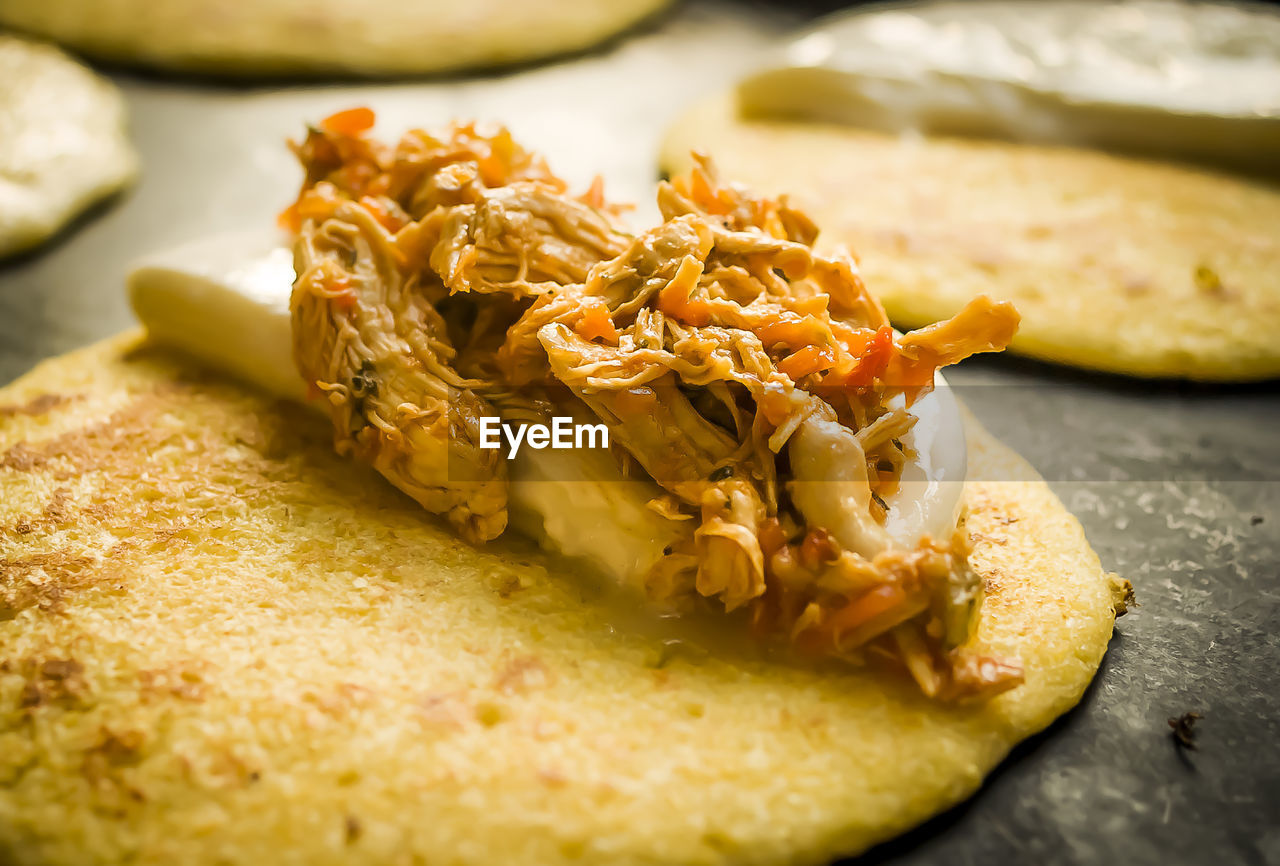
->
285, 108, 1024, 702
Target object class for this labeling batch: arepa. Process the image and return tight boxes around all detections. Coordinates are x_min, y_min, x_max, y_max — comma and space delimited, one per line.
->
0, 335, 1122, 865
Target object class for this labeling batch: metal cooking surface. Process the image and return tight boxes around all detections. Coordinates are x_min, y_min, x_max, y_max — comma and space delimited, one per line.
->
1, 2, 1276, 864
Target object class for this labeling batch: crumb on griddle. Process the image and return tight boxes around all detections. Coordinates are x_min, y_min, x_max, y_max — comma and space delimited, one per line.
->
1168, 711, 1203, 750
1108, 573, 1136, 617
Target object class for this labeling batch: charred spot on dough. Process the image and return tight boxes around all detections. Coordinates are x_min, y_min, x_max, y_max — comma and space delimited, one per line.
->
495, 572, 528, 598
0, 392, 76, 419
0, 396, 171, 479
1, 551, 99, 619
13, 657, 89, 709
967, 531, 1008, 547
0, 392, 341, 620
978, 567, 1008, 599
38, 658, 83, 680
42, 487, 73, 524
81, 727, 148, 785
1, 487, 85, 538
0, 442, 46, 472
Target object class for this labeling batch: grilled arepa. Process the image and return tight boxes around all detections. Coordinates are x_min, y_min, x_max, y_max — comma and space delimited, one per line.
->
0, 334, 1123, 865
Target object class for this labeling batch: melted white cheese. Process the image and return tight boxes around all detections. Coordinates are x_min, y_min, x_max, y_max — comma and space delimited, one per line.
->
738, 0, 1280, 173
129, 232, 304, 401
884, 383, 966, 548
127, 236, 967, 579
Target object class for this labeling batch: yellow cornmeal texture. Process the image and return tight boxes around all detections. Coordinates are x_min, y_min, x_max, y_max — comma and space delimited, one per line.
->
0, 334, 1117, 866
661, 96, 1280, 382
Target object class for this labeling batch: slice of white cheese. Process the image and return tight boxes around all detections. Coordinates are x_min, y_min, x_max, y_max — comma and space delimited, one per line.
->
128, 232, 304, 401
126, 234, 967, 581
884, 384, 966, 549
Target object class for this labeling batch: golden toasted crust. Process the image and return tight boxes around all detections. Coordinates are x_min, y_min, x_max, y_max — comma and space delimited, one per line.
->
0, 335, 1116, 865
661, 95, 1280, 382
0, 0, 670, 77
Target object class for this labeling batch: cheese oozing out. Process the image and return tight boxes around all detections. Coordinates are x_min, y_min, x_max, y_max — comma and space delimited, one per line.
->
127, 234, 967, 583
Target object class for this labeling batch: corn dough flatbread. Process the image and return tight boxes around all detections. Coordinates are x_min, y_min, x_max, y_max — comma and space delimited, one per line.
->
0, 35, 136, 259
0, 0, 672, 78
0, 334, 1119, 865
660, 95, 1280, 382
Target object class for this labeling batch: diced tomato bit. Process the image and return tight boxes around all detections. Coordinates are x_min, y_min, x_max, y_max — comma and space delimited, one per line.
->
319, 275, 357, 310
320, 107, 376, 137
282, 182, 345, 231
819, 583, 908, 642
788, 295, 829, 316
656, 280, 712, 327
359, 195, 406, 233
476, 147, 511, 187
799, 528, 839, 569
581, 175, 607, 210
575, 298, 619, 343
758, 518, 788, 558
825, 324, 895, 389
753, 311, 829, 348
687, 168, 735, 215
277, 203, 301, 233
778, 344, 838, 381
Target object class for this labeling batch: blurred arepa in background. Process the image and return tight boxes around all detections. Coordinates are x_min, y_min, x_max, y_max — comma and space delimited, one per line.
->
662, 0, 1280, 381
0, 0, 673, 77
0, 33, 136, 259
